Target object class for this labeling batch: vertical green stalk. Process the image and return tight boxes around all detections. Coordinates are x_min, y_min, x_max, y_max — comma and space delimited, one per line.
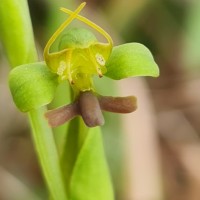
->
28, 108, 67, 200
0, 0, 67, 199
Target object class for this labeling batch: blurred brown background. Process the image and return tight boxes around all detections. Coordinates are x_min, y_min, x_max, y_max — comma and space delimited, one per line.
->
1, 0, 200, 199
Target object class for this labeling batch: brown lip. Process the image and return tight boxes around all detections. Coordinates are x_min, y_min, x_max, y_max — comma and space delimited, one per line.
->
45, 91, 137, 128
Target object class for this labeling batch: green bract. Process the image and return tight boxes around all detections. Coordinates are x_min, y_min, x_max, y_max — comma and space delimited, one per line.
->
105, 43, 159, 80
69, 126, 114, 200
9, 62, 58, 112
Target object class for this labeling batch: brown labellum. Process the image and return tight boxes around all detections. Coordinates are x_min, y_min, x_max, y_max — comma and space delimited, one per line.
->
78, 91, 105, 127
45, 91, 137, 128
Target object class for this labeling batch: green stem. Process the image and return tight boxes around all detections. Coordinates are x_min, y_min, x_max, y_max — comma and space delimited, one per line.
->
28, 107, 68, 200
0, 0, 68, 198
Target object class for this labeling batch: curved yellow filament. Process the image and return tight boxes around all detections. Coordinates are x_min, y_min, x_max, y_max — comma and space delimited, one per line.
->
44, 2, 86, 58
60, 7, 113, 47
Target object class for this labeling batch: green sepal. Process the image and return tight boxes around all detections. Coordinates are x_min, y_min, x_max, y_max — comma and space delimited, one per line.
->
9, 62, 58, 112
105, 43, 159, 80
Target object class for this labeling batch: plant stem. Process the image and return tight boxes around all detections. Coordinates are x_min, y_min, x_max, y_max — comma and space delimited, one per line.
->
0, 0, 68, 198
28, 107, 68, 200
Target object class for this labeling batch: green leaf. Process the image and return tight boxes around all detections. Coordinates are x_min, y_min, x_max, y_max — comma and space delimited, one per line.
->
61, 117, 88, 191
0, 0, 37, 67
105, 43, 159, 80
61, 118, 114, 200
69, 126, 114, 200
9, 62, 58, 112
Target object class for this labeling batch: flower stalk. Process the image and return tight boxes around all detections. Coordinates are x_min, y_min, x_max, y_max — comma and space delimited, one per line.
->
5, 1, 159, 200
